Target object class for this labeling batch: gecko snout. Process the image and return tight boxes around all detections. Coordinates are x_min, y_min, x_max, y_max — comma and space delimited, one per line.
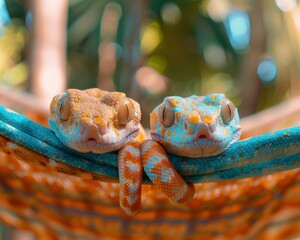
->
194, 123, 213, 140
186, 113, 216, 139
83, 124, 101, 143
193, 116, 217, 140
82, 118, 109, 143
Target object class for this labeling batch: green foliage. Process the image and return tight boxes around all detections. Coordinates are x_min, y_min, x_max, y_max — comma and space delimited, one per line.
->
3, 0, 300, 120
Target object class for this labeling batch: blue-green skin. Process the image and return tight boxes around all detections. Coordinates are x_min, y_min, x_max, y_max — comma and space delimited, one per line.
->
1, 104, 300, 183
150, 94, 241, 158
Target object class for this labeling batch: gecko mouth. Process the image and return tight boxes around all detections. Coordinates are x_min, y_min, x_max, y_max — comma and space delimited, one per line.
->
151, 132, 222, 145
87, 138, 97, 141
151, 127, 241, 157
73, 129, 139, 153
87, 139, 97, 148
151, 126, 242, 146
151, 133, 226, 157
197, 134, 207, 139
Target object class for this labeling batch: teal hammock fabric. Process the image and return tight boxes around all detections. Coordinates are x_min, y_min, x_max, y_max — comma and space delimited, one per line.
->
0, 104, 300, 183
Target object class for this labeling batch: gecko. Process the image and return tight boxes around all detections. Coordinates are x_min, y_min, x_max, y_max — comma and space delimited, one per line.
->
142, 93, 242, 204
2, 93, 300, 238
49, 91, 241, 213
48, 88, 144, 215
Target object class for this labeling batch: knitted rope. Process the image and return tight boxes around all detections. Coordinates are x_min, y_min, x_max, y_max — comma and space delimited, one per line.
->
1, 105, 300, 183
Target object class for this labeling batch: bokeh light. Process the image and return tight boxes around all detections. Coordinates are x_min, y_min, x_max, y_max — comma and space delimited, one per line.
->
1, 62, 27, 86
275, 0, 296, 12
290, 7, 300, 31
0, 0, 10, 36
101, 2, 122, 39
257, 58, 277, 84
25, 11, 32, 28
140, 21, 163, 55
224, 10, 250, 51
135, 66, 167, 94
161, 3, 181, 25
0, 19, 27, 87
1, 0, 299, 127
203, 0, 231, 22
203, 44, 227, 69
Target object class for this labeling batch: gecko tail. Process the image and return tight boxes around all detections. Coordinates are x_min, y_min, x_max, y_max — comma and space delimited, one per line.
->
142, 139, 195, 204
118, 141, 143, 216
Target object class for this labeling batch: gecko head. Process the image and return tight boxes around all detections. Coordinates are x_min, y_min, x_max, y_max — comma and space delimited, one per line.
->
150, 93, 241, 158
49, 88, 141, 154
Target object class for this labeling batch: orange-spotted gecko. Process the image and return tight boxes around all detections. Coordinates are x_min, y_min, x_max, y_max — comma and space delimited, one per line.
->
49, 88, 144, 215
49, 90, 241, 215
141, 93, 242, 204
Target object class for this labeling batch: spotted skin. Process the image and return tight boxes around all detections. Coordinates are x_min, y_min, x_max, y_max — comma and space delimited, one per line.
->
49, 89, 141, 154
142, 93, 241, 204
118, 141, 142, 215
150, 94, 241, 157
142, 139, 195, 203
49, 88, 144, 215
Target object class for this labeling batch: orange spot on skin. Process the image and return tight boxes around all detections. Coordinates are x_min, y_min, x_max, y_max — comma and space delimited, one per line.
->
82, 117, 91, 125
189, 114, 200, 124
202, 116, 212, 124
90, 125, 98, 133
169, 98, 179, 107
93, 117, 105, 127
150, 113, 158, 130
161, 127, 166, 137
150, 112, 158, 122
225, 128, 229, 135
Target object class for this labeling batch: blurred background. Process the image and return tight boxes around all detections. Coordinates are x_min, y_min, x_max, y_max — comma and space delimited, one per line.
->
1, 0, 300, 238
1, 0, 300, 127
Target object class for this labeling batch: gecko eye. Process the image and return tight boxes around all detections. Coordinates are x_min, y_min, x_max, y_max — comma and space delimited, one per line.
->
57, 95, 71, 121
221, 98, 235, 124
118, 98, 135, 126
158, 104, 175, 128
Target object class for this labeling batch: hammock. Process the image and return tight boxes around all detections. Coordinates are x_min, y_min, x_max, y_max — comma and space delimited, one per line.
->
1, 104, 300, 183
